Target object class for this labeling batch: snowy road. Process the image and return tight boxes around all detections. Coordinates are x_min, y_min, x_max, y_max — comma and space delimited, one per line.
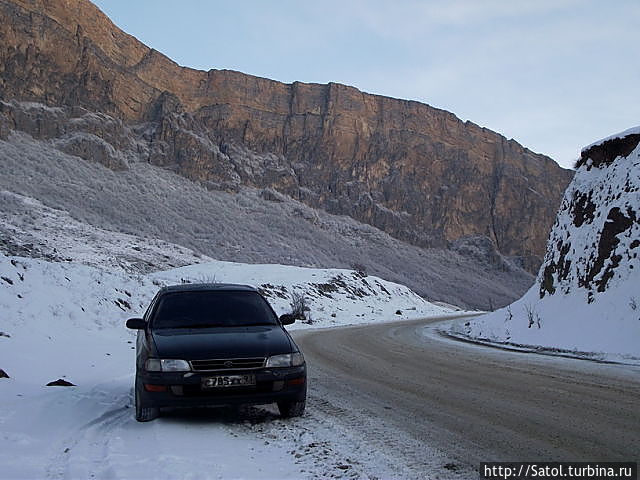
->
295, 316, 640, 478
3, 315, 639, 480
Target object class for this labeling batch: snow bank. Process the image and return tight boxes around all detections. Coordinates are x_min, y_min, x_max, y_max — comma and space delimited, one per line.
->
0, 255, 153, 383
0, 252, 451, 478
0, 252, 451, 383
581, 125, 640, 153
0, 183, 452, 383
150, 261, 450, 330
457, 130, 640, 364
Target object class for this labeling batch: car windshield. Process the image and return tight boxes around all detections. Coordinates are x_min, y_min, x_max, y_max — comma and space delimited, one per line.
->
151, 291, 278, 329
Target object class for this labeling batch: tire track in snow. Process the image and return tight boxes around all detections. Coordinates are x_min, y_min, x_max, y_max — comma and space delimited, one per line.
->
233, 389, 425, 480
45, 388, 134, 480
304, 385, 443, 479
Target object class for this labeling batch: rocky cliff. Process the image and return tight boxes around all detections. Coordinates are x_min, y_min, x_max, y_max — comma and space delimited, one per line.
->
461, 128, 640, 360
539, 129, 640, 301
0, 0, 573, 269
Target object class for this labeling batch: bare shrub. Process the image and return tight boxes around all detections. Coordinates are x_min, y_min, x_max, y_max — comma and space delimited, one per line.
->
290, 291, 312, 323
525, 303, 535, 328
350, 262, 368, 277
525, 303, 542, 329
505, 305, 513, 323
196, 274, 218, 284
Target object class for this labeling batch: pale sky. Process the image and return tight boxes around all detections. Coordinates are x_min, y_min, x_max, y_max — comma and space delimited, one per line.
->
92, 0, 640, 169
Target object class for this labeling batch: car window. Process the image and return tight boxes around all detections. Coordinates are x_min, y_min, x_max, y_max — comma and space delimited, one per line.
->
151, 291, 278, 329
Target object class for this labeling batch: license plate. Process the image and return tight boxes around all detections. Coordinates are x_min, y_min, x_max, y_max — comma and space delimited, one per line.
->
201, 374, 256, 389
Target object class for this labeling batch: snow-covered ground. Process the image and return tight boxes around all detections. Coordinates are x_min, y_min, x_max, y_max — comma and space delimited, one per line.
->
0, 225, 454, 479
454, 128, 640, 365
0, 252, 452, 382
0, 190, 213, 273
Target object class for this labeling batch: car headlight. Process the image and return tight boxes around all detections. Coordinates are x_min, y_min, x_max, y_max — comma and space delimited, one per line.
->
145, 358, 191, 372
265, 352, 305, 368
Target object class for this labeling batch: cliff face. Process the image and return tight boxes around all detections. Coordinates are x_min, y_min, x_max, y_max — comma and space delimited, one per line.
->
0, 0, 573, 268
0, 101, 535, 310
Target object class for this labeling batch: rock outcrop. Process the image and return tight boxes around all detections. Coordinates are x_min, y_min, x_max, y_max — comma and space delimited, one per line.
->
540, 128, 640, 301
461, 128, 640, 359
0, 0, 573, 269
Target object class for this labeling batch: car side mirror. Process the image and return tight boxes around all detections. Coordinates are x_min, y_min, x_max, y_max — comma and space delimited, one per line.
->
126, 317, 146, 329
279, 313, 295, 326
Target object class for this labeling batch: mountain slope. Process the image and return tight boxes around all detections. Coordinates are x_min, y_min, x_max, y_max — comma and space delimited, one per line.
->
0, 124, 533, 309
0, 0, 573, 269
457, 128, 640, 362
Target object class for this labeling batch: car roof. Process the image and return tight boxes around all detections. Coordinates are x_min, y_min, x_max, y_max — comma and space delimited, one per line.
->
158, 283, 258, 294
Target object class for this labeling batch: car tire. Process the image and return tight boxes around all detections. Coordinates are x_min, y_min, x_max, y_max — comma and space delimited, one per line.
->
135, 376, 159, 422
277, 399, 306, 418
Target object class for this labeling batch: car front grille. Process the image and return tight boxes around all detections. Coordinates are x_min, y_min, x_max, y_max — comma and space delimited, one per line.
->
190, 357, 266, 372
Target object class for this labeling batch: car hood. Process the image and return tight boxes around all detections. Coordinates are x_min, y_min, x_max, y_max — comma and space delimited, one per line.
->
151, 325, 294, 360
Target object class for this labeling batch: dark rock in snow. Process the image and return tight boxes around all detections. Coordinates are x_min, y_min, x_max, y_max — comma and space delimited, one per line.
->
578, 134, 640, 170
444, 463, 460, 472
0, 369, 9, 378
46, 378, 76, 386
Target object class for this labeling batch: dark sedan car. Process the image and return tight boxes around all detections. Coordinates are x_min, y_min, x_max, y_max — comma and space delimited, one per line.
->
126, 283, 306, 422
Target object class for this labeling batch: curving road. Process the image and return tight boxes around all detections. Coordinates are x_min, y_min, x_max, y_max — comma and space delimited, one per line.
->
293, 316, 640, 478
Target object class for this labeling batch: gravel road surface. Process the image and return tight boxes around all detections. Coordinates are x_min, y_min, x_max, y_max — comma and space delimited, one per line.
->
293, 316, 640, 478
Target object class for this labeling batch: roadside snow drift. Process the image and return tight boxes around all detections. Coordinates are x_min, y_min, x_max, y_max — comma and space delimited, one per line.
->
0, 252, 451, 384
0, 247, 452, 479
456, 127, 640, 363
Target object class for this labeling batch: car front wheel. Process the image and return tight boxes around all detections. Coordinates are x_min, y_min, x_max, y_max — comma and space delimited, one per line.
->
277, 399, 306, 418
135, 376, 159, 422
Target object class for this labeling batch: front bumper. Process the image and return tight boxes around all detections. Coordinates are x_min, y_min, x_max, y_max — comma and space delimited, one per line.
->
137, 365, 307, 409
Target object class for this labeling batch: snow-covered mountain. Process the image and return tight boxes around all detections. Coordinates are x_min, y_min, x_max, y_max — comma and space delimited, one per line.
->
457, 128, 640, 363
0, 100, 535, 310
